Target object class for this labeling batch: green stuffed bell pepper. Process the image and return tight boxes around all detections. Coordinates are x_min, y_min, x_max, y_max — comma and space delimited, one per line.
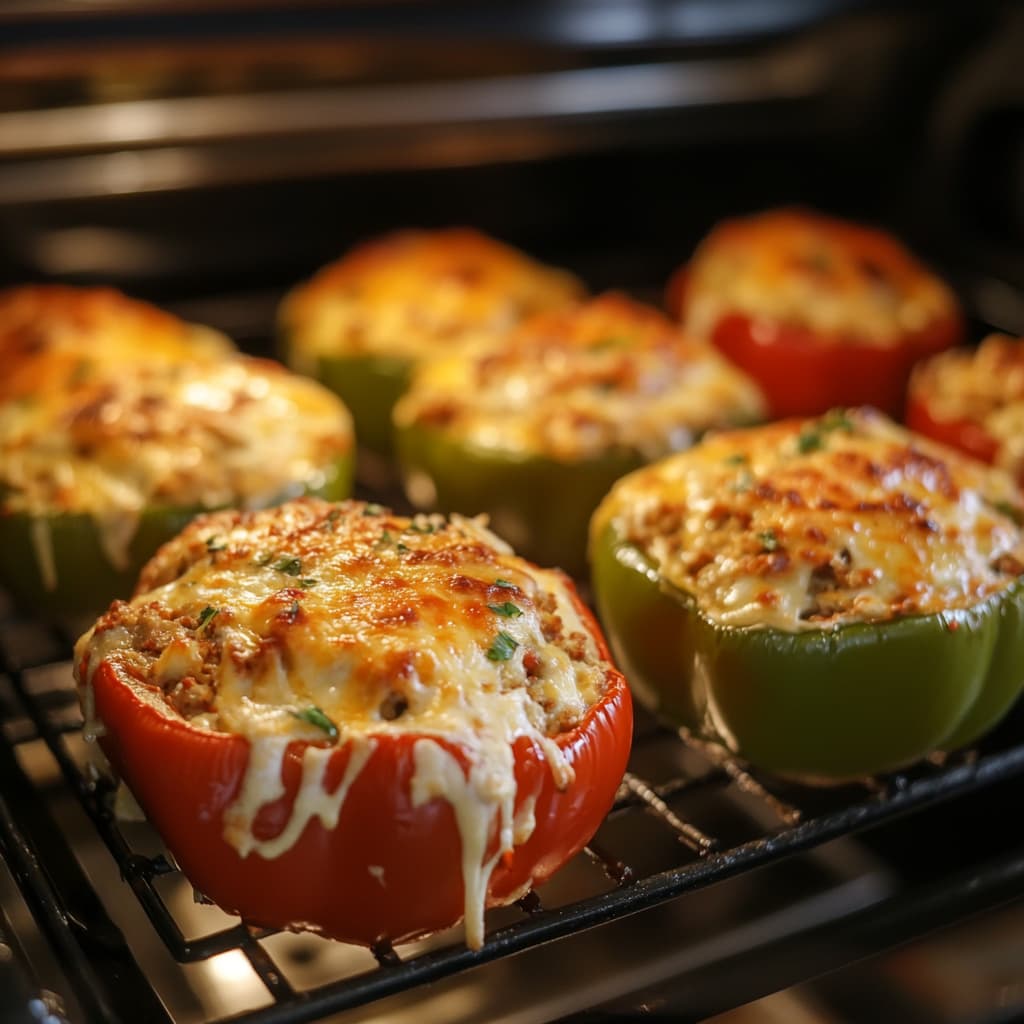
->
394, 292, 765, 577
277, 227, 585, 464
0, 353, 354, 626
589, 408, 1024, 783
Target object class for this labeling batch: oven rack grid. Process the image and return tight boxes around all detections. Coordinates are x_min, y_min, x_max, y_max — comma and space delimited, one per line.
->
2, 607, 1024, 1024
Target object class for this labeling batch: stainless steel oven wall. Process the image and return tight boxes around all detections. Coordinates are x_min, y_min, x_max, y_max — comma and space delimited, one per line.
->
0, 1, 1019, 337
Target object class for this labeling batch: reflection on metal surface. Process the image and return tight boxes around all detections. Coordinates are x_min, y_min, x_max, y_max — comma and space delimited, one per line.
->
0, 49, 826, 203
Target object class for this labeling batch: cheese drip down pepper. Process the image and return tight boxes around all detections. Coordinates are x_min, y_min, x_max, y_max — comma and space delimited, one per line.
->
74, 498, 631, 948
590, 408, 1024, 782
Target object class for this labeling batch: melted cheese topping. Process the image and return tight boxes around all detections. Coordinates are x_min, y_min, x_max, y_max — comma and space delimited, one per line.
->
680, 208, 959, 345
0, 355, 353, 565
593, 408, 1024, 631
394, 292, 765, 462
0, 284, 233, 403
910, 335, 1024, 478
280, 228, 584, 369
74, 498, 612, 948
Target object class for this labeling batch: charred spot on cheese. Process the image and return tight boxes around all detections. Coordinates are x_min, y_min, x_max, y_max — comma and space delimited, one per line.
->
394, 292, 765, 462
75, 497, 614, 947
594, 408, 1024, 631
279, 228, 584, 369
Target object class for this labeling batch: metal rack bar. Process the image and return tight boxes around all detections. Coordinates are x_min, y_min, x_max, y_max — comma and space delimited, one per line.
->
4, 613, 1024, 1023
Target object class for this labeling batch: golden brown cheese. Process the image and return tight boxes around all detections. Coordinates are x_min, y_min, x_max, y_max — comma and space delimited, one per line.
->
0, 354, 353, 567
393, 292, 765, 462
681, 209, 959, 345
910, 335, 1024, 478
0, 284, 233, 402
75, 498, 613, 947
593, 408, 1024, 631
280, 228, 584, 369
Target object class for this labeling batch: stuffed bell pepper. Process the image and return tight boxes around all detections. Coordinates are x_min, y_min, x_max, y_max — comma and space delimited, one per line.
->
590, 407, 1024, 782
907, 333, 1024, 485
74, 498, 632, 949
278, 227, 584, 467
666, 208, 963, 418
0, 285, 354, 623
394, 292, 765, 577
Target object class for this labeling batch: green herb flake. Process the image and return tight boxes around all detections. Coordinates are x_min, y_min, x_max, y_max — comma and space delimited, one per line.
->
798, 410, 855, 454
273, 556, 303, 577
69, 357, 93, 387
405, 520, 436, 535
797, 430, 823, 454
992, 500, 1024, 526
487, 601, 523, 618
298, 578, 319, 589
724, 453, 748, 465
591, 335, 630, 350
255, 551, 275, 567
196, 606, 218, 629
396, 542, 410, 553
757, 529, 779, 552
486, 631, 519, 662
324, 508, 342, 531
362, 503, 385, 517
290, 706, 338, 740
822, 409, 855, 433
205, 535, 227, 553
493, 578, 517, 590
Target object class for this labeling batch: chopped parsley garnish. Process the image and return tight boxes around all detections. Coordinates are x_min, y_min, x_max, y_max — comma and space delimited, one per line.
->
290, 706, 338, 740
493, 578, 517, 590
324, 508, 341, 530
798, 410, 855, 454
196, 606, 218, 629
797, 430, 824, 453
396, 541, 410, 553
298, 578, 319, 589
255, 552, 275, 567
486, 631, 519, 662
205, 535, 227, 553
487, 601, 523, 618
405, 520, 436, 535
69, 357, 93, 387
273, 556, 303, 576
362, 503, 385, 517
724, 452, 748, 465
992, 500, 1024, 526
591, 335, 630, 350
757, 529, 779, 552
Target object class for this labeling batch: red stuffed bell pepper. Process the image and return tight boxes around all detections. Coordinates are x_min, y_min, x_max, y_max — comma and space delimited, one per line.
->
74, 498, 631, 949
907, 334, 1024, 483
666, 208, 963, 418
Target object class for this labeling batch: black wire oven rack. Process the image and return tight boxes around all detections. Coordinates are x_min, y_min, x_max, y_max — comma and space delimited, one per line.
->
2, 592, 1024, 1024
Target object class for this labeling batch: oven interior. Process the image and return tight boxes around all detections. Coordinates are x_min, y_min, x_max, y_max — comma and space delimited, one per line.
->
1, 3, 1024, 1022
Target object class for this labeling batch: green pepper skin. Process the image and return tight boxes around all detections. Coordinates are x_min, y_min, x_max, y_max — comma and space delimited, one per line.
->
314, 353, 412, 459
591, 523, 1024, 782
396, 424, 644, 577
0, 454, 353, 627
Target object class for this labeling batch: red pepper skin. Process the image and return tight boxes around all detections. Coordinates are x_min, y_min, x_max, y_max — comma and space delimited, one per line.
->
79, 590, 632, 947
